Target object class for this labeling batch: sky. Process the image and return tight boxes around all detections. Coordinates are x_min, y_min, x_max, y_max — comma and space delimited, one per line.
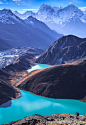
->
0, 0, 86, 13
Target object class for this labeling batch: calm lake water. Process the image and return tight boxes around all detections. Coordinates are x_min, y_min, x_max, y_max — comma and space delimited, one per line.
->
27, 64, 52, 73
0, 64, 86, 124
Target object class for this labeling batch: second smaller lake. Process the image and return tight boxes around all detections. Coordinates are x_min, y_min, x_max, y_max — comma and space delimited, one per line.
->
27, 64, 52, 73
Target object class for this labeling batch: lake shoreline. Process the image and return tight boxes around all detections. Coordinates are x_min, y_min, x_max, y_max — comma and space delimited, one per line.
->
0, 88, 86, 108
19, 88, 86, 103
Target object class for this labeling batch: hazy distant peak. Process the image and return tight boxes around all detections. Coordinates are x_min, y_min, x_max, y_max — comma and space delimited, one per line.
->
26, 16, 37, 22
13, 11, 21, 14
24, 11, 33, 14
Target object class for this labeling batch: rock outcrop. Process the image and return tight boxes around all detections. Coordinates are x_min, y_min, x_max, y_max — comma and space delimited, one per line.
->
5, 114, 86, 125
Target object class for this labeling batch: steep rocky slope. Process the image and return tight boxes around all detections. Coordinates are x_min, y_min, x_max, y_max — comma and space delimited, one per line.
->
0, 67, 20, 105
17, 59, 86, 102
36, 35, 86, 65
0, 81, 20, 105
5, 114, 86, 125
0, 53, 36, 105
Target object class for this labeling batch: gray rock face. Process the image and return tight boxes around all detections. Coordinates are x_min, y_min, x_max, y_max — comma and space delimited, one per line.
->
5, 114, 86, 125
36, 35, 86, 65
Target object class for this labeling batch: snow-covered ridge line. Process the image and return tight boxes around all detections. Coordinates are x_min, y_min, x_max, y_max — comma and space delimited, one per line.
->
12, 4, 86, 38
0, 9, 24, 24
13, 4, 84, 21
0, 5, 86, 38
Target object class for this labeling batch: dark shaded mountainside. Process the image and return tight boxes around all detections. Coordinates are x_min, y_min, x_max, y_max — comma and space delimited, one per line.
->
0, 9, 62, 51
0, 79, 20, 105
0, 53, 37, 105
36, 35, 86, 65
17, 59, 86, 102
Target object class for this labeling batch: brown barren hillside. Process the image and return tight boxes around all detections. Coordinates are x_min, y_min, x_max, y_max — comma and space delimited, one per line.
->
17, 60, 86, 102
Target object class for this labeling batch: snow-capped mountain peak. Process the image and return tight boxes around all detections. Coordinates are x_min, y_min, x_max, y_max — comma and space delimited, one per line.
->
56, 4, 84, 22
12, 4, 86, 38
13, 11, 21, 16
35, 4, 86, 37
37, 4, 55, 21
37, 4, 84, 23
38, 4, 55, 13
0, 9, 22, 24
0, 9, 13, 17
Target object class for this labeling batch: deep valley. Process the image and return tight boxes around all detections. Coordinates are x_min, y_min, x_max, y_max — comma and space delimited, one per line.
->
0, 2, 86, 125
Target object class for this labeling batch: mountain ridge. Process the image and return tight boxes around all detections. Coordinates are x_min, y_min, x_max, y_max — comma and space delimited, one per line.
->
14, 4, 86, 37
36, 35, 86, 65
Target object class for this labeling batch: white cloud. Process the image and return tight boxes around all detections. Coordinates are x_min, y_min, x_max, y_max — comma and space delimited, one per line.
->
79, 7, 86, 11
71, 0, 81, 3
69, 0, 81, 5
18, 10, 25, 14
69, 2, 72, 4
13, 0, 21, 1
0, 1, 4, 4
18, 9, 38, 14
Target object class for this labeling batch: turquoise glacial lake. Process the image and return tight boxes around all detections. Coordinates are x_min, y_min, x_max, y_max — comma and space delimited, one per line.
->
27, 64, 52, 73
0, 64, 86, 124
